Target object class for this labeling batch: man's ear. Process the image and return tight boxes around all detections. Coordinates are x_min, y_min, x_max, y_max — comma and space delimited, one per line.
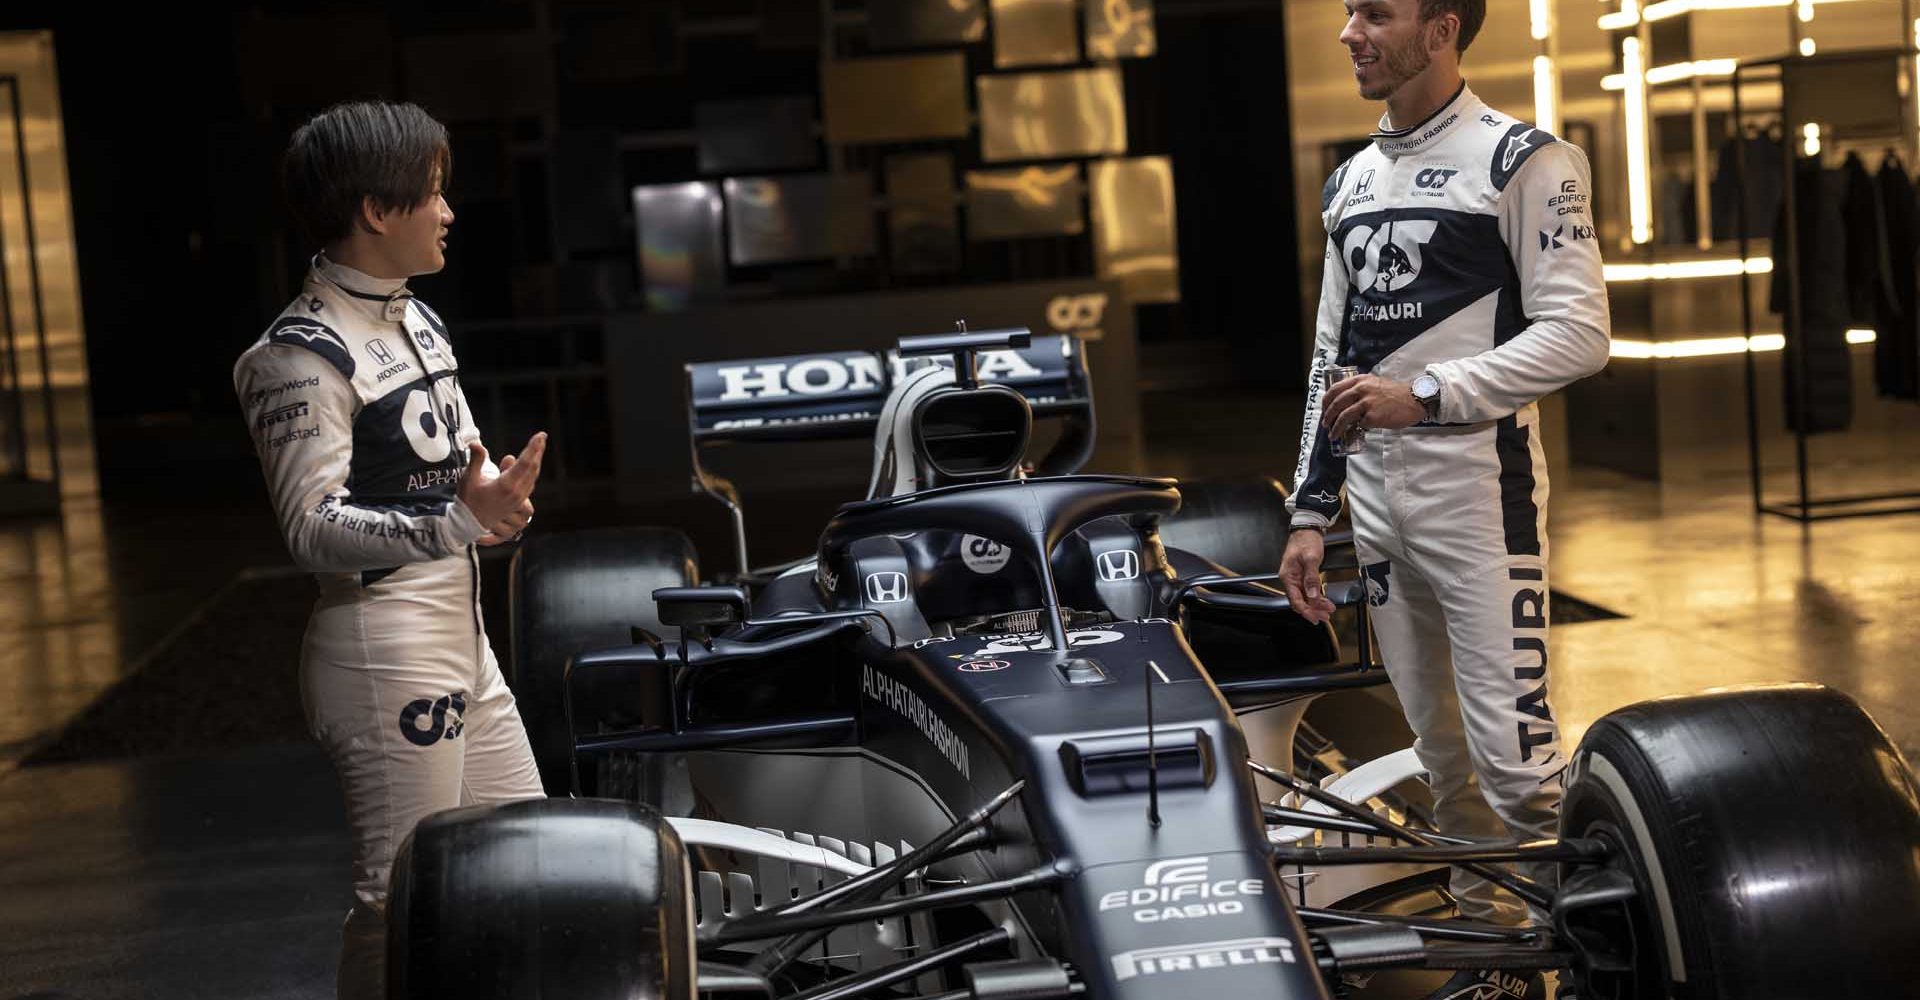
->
1427, 13, 1459, 55
357, 195, 389, 237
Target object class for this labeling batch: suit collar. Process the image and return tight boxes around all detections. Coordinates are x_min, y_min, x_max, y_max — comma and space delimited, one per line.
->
1372, 82, 1475, 159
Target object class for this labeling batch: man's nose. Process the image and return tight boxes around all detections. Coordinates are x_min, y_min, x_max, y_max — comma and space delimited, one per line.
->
1339, 15, 1364, 45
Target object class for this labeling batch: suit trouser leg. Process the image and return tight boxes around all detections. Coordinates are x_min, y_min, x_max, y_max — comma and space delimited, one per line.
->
457, 646, 546, 809
1351, 422, 1566, 924
306, 637, 543, 1000
1432, 553, 1565, 916
1357, 542, 1520, 923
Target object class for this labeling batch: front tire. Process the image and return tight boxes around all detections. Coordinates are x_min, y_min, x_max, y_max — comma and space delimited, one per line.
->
388, 798, 698, 1000
1558, 684, 1920, 999
509, 527, 698, 794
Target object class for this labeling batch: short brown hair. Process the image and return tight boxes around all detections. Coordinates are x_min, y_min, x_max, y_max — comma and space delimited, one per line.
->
1420, 0, 1485, 53
282, 101, 451, 246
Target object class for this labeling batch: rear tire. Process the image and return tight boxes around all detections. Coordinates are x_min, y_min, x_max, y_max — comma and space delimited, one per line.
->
1162, 478, 1341, 671
1558, 684, 1920, 1000
388, 798, 697, 1000
509, 527, 698, 794
1159, 477, 1294, 575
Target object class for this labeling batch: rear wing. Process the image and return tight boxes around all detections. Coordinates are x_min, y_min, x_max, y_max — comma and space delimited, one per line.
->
684, 332, 1091, 443
683, 330, 1096, 579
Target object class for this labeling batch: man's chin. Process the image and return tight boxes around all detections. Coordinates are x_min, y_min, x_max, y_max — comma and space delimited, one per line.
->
1358, 81, 1395, 101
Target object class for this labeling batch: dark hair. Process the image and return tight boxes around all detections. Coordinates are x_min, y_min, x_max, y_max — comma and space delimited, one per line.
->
282, 101, 451, 247
1420, 0, 1485, 53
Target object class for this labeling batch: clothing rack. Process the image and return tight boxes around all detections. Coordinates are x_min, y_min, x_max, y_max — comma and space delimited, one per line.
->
1734, 47, 1920, 522
0, 75, 61, 517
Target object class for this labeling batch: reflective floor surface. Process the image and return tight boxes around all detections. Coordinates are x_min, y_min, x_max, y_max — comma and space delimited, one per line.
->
0, 385, 1915, 997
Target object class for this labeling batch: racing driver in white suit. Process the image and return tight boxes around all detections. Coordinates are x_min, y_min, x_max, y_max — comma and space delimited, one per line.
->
233, 101, 548, 1000
1278, 2, 1610, 992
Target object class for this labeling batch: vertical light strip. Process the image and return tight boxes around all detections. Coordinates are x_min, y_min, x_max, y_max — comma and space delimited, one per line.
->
1534, 56, 1561, 135
1623, 36, 1653, 244
1802, 122, 1821, 156
1531, 0, 1559, 151
1914, 21, 1920, 130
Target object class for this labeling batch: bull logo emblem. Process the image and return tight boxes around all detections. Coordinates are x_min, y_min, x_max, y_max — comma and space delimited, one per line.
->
1362, 561, 1392, 607
1374, 241, 1416, 291
1343, 219, 1439, 294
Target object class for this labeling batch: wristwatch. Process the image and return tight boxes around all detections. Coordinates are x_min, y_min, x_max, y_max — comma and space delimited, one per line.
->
1410, 371, 1442, 421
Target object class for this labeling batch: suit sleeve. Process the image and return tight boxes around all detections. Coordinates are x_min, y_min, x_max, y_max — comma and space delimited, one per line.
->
427, 303, 504, 484
234, 342, 487, 573
1427, 141, 1611, 424
1285, 236, 1352, 530
449, 365, 502, 482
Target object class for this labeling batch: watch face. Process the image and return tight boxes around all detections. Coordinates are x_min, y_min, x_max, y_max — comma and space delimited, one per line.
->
1413, 374, 1439, 400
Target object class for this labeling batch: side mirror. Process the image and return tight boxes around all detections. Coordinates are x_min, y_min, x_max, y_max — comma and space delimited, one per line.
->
652, 585, 750, 628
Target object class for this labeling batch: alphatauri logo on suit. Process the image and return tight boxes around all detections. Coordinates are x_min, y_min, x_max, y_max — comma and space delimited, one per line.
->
1343, 219, 1440, 293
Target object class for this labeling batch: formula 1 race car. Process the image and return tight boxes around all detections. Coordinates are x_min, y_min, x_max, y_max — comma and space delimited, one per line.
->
387, 329, 1920, 1000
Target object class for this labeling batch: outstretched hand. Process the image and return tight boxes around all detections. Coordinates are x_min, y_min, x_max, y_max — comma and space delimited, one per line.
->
475, 453, 536, 546
1279, 529, 1336, 625
460, 432, 546, 543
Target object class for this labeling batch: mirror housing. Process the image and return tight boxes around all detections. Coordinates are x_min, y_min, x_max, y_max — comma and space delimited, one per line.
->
653, 585, 750, 628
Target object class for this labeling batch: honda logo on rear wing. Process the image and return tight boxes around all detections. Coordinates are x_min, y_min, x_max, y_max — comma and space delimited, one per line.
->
684, 333, 1089, 444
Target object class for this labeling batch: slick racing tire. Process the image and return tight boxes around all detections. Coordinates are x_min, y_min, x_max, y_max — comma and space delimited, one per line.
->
1158, 477, 1295, 576
509, 526, 698, 794
1558, 684, 1920, 1000
388, 798, 698, 1000
1161, 478, 1340, 670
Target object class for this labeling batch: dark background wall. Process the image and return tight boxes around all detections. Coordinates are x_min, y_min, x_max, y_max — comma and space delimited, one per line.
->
2, 1, 1298, 498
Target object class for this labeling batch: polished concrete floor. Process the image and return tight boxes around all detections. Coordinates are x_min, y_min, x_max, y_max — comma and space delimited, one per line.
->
1, 385, 1916, 997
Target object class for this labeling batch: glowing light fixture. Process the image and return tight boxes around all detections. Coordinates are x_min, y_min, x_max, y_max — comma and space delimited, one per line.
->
1603, 257, 1773, 282
1623, 37, 1652, 244
1599, 0, 1642, 29
1799, 37, 1816, 56
1612, 330, 1873, 359
1646, 59, 1738, 84
1644, 0, 1793, 19
1797, 0, 1814, 21
1607, 60, 1739, 90
1611, 335, 1782, 359
1803, 122, 1821, 156
1534, 57, 1560, 135
1530, 0, 1553, 39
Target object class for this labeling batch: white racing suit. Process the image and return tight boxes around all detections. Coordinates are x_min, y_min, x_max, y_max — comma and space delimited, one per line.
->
1285, 85, 1611, 923
233, 255, 543, 998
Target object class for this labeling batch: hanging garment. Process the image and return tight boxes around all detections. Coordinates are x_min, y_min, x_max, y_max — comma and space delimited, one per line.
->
1713, 130, 1785, 241
1769, 158, 1855, 433
1840, 152, 1892, 328
1874, 155, 1920, 400
1659, 176, 1697, 246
